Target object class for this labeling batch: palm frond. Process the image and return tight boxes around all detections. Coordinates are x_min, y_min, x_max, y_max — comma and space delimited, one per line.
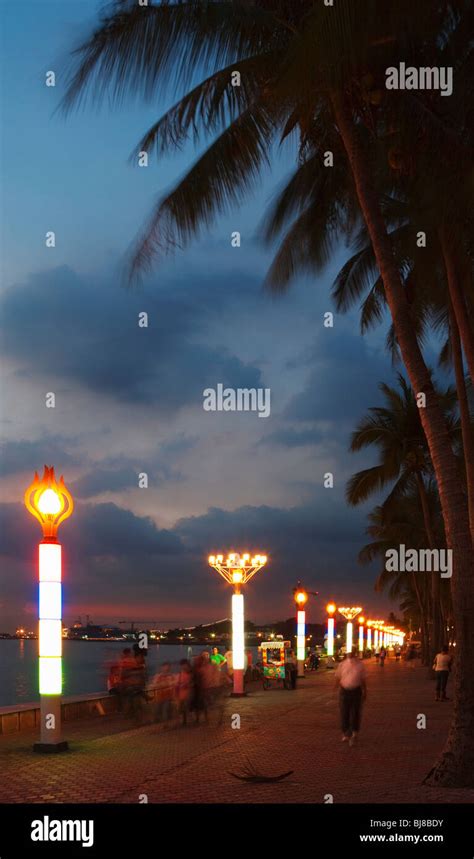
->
129, 52, 276, 159
127, 103, 276, 278
59, 0, 284, 114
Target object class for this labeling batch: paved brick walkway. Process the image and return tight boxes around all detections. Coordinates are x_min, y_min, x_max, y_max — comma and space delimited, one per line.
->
1, 660, 473, 804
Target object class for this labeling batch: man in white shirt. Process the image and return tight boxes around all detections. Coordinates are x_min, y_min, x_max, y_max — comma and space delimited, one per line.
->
334, 650, 367, 746
433, 645, 452, 701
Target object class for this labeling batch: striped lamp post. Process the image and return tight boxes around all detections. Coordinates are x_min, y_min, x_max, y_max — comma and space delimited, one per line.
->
24, 466, 74, 753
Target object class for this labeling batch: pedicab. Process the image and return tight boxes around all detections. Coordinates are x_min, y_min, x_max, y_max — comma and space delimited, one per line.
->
259, 640, 294, 690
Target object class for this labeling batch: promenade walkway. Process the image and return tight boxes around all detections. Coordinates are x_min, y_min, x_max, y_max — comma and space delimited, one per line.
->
1, 659, 473, 804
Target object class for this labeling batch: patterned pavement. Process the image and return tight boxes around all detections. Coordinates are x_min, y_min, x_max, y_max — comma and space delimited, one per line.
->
1, 659, 473, 804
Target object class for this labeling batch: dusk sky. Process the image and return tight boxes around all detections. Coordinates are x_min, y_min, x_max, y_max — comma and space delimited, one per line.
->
0, 0, 426, 631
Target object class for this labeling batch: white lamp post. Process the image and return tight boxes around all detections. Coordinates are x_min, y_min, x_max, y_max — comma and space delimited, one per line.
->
326, 603, 337, 657
294, 585, 308, 678
208, 552, 267, 696
358, 616, 365, 653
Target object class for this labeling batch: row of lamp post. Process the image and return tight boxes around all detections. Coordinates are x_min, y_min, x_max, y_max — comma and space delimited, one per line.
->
324, 605, 405, 656
23, 465, 405, 751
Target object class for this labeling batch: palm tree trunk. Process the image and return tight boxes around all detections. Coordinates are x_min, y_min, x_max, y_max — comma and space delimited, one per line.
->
441, 230, 474, 385
411, 571, 430, 665
331, 90, 474, 786
415, 473, 443, 658
449, 301, 474, 539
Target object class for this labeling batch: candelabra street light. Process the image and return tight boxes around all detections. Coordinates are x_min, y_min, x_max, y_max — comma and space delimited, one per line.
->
24, 466, 74, 753
338, 607, 362, 654
208, 552, 267, 696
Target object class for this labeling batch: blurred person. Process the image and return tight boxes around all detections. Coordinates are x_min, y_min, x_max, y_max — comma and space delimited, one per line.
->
125, 644, 148, 720
334, 650, 367, 747
407, 644, 417, 669
153, 662, 176, 725
379, 646, 387, 667
117, 648, 136, 714
286, 649, 297, 689
433, 645, 453, 701
207, 660, 229, 726
191, 652, 212, 724
176, 659, 192, 726
224, 649, 233, 678
210, 647, 226, 669
245, 648, 253, 681
107, 659, 122, 697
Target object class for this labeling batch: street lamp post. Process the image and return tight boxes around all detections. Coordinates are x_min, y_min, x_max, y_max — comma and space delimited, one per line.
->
358, 616, 365, 653
208, 552, 267, 696
24, 466, 74, 753
366, 621, 373, 651
326, 603, 337, 657
338, 607, 362, 654
293, 584, 308, 678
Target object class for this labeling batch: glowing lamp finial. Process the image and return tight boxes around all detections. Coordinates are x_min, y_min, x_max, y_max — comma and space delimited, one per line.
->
24, 466, 74, 540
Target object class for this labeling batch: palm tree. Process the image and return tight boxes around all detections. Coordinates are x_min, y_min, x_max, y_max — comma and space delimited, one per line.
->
331, 198, 474, 539
60, 0, 474, 787
359, 491, 449, 664
347, 373, 459, 656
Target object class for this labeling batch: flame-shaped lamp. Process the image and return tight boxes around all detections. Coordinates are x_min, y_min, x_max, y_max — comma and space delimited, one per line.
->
24, 466, 74, 753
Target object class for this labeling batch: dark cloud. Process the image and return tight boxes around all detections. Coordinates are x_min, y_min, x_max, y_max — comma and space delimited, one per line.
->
285, 334, 389, 426
260, 427, 325, 448
70, 435, 197, 498
0, 492, 385, 627
71, 466, 144, 498
0, 436, 82, 478
1, 266, 265, 410
0, 501, 184, 561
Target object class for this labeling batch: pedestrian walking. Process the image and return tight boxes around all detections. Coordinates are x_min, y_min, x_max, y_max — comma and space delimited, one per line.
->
191, 652, 211, 724
433, 645, 453, 701
153, 662, 176, 725
379, 647, 386, 667
176, 659, 192, 726
286, 649, 297, 689
334, 650, 367, 747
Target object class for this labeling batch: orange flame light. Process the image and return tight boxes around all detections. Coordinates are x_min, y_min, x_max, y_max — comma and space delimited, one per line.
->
295, 589, 308, 606
24, 466, 74, 540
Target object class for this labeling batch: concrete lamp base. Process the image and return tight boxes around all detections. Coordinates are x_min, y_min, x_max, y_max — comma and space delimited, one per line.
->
33, 741, 69, 754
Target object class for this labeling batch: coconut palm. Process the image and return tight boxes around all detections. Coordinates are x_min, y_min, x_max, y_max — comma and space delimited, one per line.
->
347, 373, 460, 655
359, 492, 449, 664
61, 0, 474, 787
331, 197, 474, 539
